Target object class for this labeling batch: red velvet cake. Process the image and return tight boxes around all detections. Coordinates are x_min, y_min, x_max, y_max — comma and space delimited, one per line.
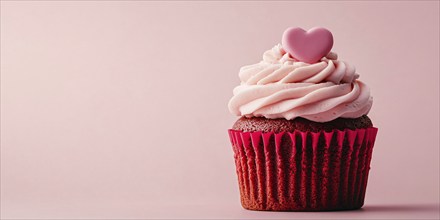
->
227, 27, 378, 211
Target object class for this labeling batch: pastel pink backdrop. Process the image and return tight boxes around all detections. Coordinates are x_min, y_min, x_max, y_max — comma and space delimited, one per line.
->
1, 1, 439, 219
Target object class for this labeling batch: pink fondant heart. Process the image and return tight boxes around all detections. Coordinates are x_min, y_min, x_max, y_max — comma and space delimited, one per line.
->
282, 27, 334, 64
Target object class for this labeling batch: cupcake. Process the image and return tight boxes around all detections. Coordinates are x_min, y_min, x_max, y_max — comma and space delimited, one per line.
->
227, 27, 378, 211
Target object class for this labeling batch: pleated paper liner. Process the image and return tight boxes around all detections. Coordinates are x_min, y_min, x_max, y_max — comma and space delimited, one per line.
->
228, 127, 378, 211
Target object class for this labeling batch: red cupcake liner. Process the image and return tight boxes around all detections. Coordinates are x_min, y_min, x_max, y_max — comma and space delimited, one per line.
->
228, 127, 378, 211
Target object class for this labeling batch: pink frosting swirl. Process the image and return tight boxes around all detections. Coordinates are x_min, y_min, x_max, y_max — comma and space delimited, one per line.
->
228, 44, 373, 122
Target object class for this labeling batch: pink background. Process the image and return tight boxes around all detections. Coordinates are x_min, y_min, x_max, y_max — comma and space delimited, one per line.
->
1, 1, 439, 219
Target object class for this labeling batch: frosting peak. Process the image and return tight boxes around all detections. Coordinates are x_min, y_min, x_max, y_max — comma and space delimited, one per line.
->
229, 45, 372, 122
241, 45, 359, 85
